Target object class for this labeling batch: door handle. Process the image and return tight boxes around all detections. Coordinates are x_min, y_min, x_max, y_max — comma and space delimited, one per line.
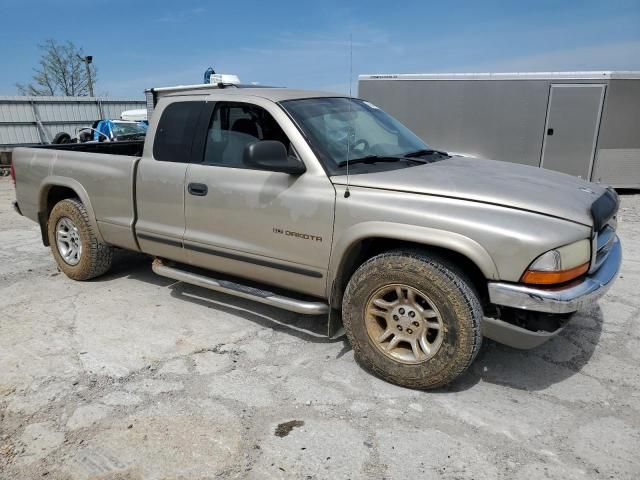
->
188, 183, 208, 196
547, 128, 554, 136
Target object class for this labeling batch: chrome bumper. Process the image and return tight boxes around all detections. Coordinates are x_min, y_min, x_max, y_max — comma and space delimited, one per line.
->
488, 236, 621, 314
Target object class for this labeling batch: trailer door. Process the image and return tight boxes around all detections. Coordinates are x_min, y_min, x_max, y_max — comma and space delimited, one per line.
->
540, 84, 605, 179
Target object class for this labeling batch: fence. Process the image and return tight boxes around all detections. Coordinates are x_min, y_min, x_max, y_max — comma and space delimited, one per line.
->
0, 96, 146, 148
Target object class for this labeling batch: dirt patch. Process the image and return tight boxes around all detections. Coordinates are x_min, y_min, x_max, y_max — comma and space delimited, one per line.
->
274, 420, 304, 438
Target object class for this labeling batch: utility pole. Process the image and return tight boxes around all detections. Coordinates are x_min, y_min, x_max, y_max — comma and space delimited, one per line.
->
78, 55, 94, 96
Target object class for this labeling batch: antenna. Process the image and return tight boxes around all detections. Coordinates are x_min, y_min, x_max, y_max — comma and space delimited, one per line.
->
344, 34, 353, 199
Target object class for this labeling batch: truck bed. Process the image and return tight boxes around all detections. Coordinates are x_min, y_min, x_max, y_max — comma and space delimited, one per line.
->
12, 144, 142, 251
35, 140, 144, 157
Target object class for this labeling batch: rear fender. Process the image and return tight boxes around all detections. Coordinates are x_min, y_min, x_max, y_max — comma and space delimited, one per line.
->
38, 176, 104, 244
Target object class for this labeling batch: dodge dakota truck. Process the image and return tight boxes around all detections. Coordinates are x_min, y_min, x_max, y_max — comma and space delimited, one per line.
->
11, 83, 622, 389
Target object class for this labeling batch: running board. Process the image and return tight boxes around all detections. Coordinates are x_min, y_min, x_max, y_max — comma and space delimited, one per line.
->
152, 259, 329, 315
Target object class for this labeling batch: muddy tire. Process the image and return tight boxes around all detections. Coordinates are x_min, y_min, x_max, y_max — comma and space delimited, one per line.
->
47, 198, 113, 280
342, 250, 482, 389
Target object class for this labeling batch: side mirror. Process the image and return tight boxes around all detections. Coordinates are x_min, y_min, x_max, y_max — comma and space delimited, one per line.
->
243, 140, 306, 175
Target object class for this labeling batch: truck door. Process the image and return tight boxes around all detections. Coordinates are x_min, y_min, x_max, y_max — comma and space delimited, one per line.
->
135, 100, 204, 264
182, 100, 335, 298
540, 84, 606, 179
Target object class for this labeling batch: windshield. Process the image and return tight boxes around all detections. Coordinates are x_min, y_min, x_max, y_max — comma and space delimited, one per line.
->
112, 121, 147, 137
281, 97, 431, 174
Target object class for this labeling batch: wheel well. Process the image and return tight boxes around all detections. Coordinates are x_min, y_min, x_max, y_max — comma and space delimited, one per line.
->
45, 186, 78, 216
39, 186, 79, 246
330, 238, 489, 309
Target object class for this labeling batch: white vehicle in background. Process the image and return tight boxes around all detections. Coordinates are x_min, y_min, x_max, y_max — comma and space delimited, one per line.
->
121, 109, 148, 122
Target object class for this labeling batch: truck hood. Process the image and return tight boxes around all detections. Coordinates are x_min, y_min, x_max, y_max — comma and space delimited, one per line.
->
331, 156, 609, 227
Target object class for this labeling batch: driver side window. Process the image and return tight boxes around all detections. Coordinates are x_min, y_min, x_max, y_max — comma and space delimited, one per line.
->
203, 102, 293, 168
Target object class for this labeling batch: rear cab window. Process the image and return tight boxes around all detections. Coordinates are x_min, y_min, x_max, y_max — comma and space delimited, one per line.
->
153, 101, 203, 162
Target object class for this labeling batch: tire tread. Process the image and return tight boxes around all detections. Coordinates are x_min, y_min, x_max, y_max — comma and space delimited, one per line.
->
342, 249, 483, 389
48, 198, 113, 280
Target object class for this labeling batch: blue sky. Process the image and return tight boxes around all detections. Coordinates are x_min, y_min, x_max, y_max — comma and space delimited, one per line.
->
1, 0, 639, 98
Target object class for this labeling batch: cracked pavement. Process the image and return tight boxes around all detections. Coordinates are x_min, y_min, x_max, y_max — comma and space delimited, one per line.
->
1, 177, 639, 479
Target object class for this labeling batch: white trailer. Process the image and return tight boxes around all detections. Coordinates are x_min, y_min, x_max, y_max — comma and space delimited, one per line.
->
359, 72, 640, 188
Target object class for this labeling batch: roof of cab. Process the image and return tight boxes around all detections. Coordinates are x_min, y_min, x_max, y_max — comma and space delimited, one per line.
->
155, 84, 344, 102
210, 87, 344, 102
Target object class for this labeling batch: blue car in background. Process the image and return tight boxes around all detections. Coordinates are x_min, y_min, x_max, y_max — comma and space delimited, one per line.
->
52, 119, 148, 144
90, 119, 148, 142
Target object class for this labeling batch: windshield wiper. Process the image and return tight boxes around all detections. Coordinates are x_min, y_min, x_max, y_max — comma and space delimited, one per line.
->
337, 155, 426, 168
403, 149, 449, 158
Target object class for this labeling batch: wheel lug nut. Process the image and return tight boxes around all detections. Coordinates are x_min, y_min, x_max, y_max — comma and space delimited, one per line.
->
407, 328, 413, 334
393, 315, 399, 321
397, 325, 403, 331
412, 321, 419, 327
399, 308, 405, 315
409, 311, 415, 318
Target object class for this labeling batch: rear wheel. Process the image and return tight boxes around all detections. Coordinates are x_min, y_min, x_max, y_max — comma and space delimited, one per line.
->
47, 198, 113, 280
342, 250, 483, 389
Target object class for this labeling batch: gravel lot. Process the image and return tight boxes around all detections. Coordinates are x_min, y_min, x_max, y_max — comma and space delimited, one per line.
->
1, 176, 639, 479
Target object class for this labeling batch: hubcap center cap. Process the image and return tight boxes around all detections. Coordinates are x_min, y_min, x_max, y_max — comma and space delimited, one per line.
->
390, 305, 420, 334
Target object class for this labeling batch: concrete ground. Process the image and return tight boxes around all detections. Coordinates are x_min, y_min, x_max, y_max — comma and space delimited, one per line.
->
0, 177, 639, 480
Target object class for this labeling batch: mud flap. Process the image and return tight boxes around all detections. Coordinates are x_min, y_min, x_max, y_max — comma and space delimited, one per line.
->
37, 211, 49, 246
327, 307, 345, 339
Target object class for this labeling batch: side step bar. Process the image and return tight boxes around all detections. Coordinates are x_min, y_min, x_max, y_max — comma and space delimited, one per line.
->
152, 259, 329, 315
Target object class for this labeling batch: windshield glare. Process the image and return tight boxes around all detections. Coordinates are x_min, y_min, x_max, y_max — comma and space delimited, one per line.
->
281, 97, 429, 172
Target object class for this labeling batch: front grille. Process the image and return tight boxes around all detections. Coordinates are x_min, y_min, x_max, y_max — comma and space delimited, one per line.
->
591, 220, 617, 272
591, 188, 619, 232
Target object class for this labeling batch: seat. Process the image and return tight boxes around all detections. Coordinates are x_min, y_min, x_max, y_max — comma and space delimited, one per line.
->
203, 116, 261, 166
231, 118, 259, 138
220, 118, 260, 166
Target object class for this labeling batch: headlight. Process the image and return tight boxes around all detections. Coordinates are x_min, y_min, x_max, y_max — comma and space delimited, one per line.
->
521, 239, 591, 285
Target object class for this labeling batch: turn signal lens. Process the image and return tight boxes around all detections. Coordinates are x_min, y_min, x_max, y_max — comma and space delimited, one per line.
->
521, 239, 591, 285
521, 262, 589, 285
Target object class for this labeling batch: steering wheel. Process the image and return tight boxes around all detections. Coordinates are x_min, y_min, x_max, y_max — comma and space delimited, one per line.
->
352, 139, 369, 153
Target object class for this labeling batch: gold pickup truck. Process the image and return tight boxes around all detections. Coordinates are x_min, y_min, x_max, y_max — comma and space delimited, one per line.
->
11, 83, 621, 389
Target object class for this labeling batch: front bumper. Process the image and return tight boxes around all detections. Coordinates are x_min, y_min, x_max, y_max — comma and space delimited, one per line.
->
481, 316, 567, 350
488, 235, 622, 315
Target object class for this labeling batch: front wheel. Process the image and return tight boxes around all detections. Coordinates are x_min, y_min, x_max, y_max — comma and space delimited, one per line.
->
342, 250, 483, 389
47, 198, 113, 280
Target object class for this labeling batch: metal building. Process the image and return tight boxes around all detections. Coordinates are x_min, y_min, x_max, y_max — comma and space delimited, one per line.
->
358, 72, 640, 188
0, 96, 146, 173
0, 96, 146, 147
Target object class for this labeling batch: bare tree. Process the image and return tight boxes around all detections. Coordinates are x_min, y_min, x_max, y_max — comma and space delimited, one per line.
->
17, 40, 97, 96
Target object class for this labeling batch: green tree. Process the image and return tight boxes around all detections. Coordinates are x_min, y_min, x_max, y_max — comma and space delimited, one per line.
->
17, 39, 97, 96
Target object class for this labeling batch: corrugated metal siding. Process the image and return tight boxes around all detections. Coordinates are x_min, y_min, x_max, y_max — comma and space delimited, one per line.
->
0, 96, 146, 147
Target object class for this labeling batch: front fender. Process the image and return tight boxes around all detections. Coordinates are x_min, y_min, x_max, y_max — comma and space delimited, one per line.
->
327, 221, 499, 298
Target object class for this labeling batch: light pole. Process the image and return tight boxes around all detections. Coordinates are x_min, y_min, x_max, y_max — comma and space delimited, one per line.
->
78, 55, 94, 97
